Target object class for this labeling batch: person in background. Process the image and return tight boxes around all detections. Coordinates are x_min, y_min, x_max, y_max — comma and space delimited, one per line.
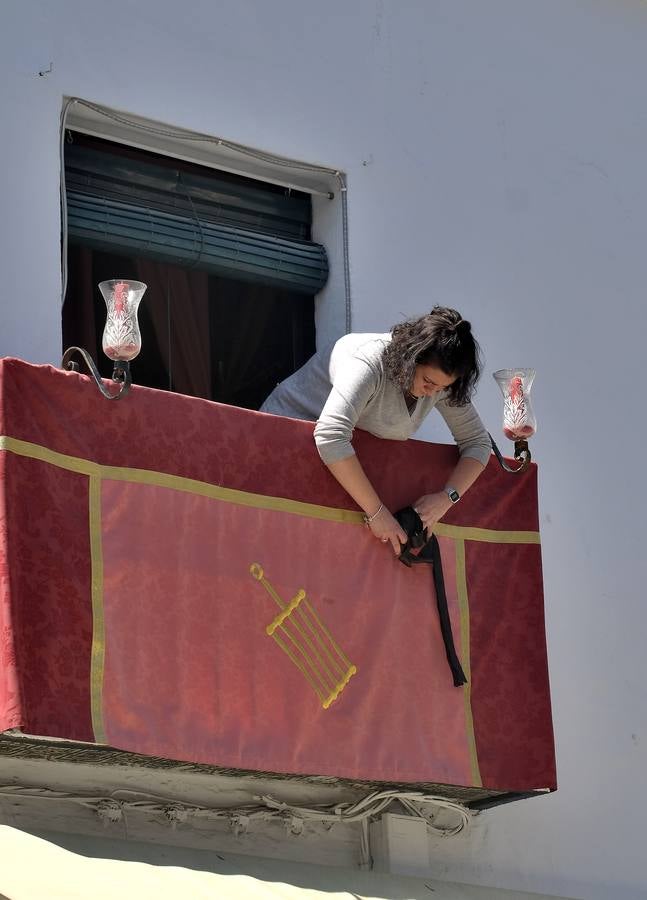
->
261, 306, 491, 554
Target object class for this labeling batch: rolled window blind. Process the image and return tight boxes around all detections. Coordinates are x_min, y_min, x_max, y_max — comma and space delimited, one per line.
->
65, 142, 328, 293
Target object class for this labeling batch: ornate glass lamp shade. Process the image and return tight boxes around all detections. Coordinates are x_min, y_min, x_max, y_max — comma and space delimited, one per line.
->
493, 368, 537, 441
100, 279, 146, 362
61, 278, 147, 400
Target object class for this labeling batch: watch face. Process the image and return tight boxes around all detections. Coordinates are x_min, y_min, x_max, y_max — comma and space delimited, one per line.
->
448, 488, 460, 503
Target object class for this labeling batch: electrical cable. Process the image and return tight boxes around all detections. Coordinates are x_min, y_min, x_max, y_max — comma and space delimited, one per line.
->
0, 784, 471, 838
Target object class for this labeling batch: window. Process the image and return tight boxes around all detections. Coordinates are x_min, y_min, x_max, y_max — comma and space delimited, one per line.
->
62, 132, 328, 408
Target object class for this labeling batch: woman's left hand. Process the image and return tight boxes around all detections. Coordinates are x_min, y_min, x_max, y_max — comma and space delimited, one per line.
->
413, 492, 452, 534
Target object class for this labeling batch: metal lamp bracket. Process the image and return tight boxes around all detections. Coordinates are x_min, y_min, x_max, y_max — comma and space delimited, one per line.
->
62, 347, 132, 400
489, 433, 531, 474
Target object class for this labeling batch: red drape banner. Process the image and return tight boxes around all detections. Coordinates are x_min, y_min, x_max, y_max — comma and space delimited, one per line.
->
0, 358, 556, 792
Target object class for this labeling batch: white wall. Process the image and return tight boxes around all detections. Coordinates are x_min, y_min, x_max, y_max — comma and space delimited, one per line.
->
0, 826, 578, 900
2, 2, 647, 898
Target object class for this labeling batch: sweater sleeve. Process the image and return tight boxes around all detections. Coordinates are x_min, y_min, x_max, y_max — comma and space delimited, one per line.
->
435, 397, 492, 467
313, 356, 381, 464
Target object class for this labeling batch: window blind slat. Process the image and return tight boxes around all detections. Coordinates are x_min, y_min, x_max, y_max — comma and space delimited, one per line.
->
67, 192, 329, 293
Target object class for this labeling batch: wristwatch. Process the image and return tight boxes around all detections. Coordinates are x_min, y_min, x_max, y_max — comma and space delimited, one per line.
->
445, 486, 460, 504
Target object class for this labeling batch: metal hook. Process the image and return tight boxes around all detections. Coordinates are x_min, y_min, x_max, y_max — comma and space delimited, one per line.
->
62, 347, 132, 400
489, 434, 532, 474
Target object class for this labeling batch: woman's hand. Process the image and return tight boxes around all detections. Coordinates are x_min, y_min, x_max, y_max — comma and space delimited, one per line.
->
368, 507, 408, 555
413, 492, 453, 534
324, 456, 408, 555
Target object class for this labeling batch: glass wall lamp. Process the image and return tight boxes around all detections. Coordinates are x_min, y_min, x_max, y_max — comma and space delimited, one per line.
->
490, 368, 536, 474
62, 279, 147, 400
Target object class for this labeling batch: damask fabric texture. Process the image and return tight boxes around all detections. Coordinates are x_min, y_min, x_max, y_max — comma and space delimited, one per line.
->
0, 358, 556, 793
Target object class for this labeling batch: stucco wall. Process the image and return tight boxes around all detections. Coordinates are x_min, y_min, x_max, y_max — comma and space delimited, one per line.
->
0, 826, 579, 900
1, 2, 646, 899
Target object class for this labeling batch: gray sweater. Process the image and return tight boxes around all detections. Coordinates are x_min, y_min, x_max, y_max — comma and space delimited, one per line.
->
261, 333, 492, 466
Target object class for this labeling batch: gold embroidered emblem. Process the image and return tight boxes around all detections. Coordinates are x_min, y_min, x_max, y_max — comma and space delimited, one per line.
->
250, 563, 357, 709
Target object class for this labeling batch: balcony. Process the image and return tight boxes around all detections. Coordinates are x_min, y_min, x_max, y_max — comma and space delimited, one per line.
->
0, 357, 555, 858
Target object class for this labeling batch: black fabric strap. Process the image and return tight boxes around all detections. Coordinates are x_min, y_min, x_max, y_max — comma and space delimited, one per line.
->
394, 507, 468, 688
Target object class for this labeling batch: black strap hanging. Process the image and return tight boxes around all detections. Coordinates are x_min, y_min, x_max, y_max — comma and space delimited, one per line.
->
394, 507, 467, 688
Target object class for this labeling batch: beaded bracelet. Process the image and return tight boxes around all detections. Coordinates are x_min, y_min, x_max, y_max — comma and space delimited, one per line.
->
363, 503, 384, 526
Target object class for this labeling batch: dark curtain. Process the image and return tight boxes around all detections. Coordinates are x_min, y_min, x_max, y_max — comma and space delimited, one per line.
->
136, 259, 211, 399
62, 246, 97, 359
63, 247, 211, 400
209, 277, 314, 410
62, 245, 315, 409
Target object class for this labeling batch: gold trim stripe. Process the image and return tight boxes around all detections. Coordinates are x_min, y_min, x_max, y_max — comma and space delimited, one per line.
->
434, 523, 540, 544
0, 435, 102, 477
0, 436, 540, 543
455, 538, 482, 788
0, 436, 360, 525
88, 474, 107, 745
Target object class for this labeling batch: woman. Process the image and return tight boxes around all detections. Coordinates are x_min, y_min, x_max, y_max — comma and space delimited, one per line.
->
261, 307, 491, 554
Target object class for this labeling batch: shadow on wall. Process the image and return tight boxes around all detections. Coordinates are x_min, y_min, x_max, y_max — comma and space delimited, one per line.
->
0, 827, 581, 900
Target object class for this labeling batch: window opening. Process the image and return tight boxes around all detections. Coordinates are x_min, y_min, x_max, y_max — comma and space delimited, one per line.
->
62, 132, 321, 408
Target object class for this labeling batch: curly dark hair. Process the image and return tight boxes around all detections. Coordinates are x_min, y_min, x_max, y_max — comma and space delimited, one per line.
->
383, 306, 482, 406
